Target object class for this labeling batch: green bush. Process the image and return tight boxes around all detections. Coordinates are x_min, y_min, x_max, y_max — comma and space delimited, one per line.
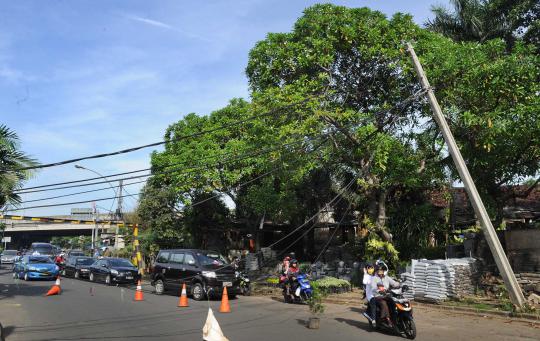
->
266, 277, 280, 284
312, 276, 351, 294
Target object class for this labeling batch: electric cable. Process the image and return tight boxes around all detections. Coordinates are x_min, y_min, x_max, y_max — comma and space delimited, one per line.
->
15, 133, 322, 194
7, 138, 328, 212
9, 97, 319, 171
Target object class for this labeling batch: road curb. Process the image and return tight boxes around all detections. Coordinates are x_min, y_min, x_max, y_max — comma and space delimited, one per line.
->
413, 301, 540, 323
320, 297, 540, 324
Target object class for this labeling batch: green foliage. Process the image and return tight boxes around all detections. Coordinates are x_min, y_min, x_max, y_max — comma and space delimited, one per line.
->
365, 235, 399, 265
312, 276, 351, 293
265, 277, 280, 284
0, 125, 38, 209
417, 34, 540, 223
307, 286, 326, 315
426, 0, 540, 50
137, 3, 538, 265
50, 236, 91, 250
137, 178, 191, 248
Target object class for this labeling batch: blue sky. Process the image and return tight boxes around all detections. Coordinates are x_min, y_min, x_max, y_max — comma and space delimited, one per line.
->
1, 0, 445, 217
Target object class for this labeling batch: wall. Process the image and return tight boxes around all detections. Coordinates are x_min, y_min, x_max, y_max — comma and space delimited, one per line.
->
505, 229, 540, 273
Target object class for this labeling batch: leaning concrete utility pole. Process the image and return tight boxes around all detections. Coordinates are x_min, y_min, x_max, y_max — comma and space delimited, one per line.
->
406, 43, 525, 307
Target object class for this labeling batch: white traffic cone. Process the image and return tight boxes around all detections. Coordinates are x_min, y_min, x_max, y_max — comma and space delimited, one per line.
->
202, 308, 229, 341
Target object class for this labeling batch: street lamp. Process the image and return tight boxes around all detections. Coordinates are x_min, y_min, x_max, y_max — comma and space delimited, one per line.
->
74, 165, 121, 252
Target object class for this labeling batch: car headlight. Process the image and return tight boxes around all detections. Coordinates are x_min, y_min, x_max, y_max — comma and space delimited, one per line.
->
202, 271, 216, 278
110, 269, 119, 275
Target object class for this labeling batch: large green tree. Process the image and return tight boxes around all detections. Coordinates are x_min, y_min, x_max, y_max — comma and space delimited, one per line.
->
246, 4, 446, 248
416, 36, 540, 225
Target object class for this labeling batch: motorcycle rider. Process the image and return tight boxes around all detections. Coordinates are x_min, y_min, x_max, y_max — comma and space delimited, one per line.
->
286, 259, 300, 298
362, 263, 376, 323
370, 263, 400, 326
282, 256, 291, 274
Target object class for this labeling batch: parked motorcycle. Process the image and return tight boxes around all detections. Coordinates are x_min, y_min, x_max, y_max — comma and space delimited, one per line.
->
364, 285, 416, 339
283, 274, 312, 304
236, 271, 251, 296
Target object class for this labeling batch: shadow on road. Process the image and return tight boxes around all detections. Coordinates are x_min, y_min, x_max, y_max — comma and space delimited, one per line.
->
349, 307, 364, 314
335, 317, 371, 331
0, 281, 58, 300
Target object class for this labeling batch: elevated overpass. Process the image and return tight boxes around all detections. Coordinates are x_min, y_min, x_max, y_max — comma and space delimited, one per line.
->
0, 214, 131, 249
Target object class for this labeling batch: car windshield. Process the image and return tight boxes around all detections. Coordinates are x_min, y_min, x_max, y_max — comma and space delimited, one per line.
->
109, 259, 134, 267
3, 250, 17, 255
33, 247, 53, 253
196, 252, 228, 266
29, 257, 53, 264
76, 258, 95, 265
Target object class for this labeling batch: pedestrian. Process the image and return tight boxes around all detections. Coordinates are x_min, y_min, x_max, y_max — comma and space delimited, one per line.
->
103, 247, 112, 257
93, 248, 100, 258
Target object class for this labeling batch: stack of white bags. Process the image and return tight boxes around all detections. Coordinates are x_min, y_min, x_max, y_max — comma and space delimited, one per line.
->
399, 258, 479, 303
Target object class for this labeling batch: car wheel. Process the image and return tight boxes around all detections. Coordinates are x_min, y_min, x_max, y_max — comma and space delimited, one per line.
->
24, 272, 29, 281
154, 279, 164, 295
192, 283, 205, 301
89, 273, 94, 282
105, 275, 111, 286
74, 271, 80, 279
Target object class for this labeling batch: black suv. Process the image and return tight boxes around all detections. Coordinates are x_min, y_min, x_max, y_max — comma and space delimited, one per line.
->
151, 249, 239, 300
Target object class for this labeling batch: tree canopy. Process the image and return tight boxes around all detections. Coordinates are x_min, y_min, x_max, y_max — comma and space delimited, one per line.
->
0, 125, 37, 210
138, 3, 539, 264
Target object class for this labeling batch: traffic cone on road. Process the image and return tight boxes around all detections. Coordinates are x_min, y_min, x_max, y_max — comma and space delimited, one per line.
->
219, 287, 231, 313
45, 276, 61, 296
178, 283, 189, 307
134, 280, 144, 301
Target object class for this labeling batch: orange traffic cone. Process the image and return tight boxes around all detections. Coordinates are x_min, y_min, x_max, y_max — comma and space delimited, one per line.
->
178, 283, 189, 307
134, 280, 144, 301
45, 276, 61, 296
219, 287, 231, 313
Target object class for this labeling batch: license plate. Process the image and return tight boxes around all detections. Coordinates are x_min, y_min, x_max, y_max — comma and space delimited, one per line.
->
126, 275, 133, 279
222, 282, 232, 287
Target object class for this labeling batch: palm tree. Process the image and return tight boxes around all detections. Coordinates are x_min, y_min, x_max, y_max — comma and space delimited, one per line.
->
426, 0, 511, 43
0, 125, 37, 209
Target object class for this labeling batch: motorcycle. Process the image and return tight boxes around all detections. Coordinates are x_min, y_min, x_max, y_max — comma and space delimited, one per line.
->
283, 273, 312, 304
364, 285, 416, 339
236, 271, 251, 296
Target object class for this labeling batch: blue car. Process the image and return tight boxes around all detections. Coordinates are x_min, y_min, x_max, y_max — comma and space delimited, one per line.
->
13, 255, 59, 281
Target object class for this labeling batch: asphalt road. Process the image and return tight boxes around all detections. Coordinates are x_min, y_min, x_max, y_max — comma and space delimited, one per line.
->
0, 268, 538, 341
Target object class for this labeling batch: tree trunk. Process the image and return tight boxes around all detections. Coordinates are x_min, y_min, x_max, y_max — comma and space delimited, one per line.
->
376, 189, 393, 243
376, 189, 387, 229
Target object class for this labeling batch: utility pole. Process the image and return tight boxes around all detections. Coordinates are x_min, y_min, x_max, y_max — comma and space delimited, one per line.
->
116, 180, 123, 221
92, 202, 97, 251
115, 180, 123, 251
406, 43, 525, 307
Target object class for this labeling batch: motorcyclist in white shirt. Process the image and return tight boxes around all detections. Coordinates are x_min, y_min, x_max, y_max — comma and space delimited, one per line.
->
370, 264, 400, 326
